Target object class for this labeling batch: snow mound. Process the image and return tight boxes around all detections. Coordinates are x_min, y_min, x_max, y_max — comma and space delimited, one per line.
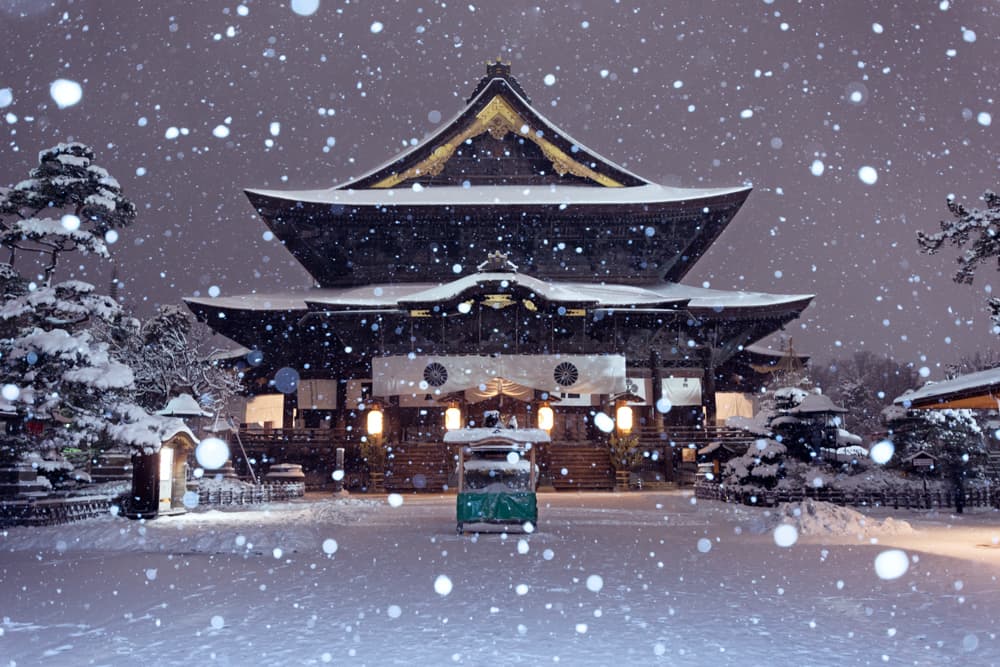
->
0, 497, 380, 555
768, 500, 914, 538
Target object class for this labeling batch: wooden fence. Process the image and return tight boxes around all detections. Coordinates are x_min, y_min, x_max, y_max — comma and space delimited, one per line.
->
197, 482, 305, 507
695, 482, 1000, 510
0, 495, 113, 527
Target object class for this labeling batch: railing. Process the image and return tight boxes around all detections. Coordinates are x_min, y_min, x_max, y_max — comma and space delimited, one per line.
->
196, 482, 305, 506
238, 426, 758, 449
0, 495, 113, 527
695, 482, 1000, 510
637, 425, 756, 449
237, 428, 352, 447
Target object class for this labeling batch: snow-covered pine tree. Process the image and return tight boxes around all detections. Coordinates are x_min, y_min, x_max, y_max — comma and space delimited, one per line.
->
917, 190, 1000, 331
0, 275, 137, 474
0, 144, 166, 488
883, 407, 988, 482
722, 438, 788, 490
0, 142, 136, 285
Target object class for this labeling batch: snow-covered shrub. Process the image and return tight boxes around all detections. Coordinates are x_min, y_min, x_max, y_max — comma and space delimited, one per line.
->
882, 407, 989, 482
723, 438, 787, 490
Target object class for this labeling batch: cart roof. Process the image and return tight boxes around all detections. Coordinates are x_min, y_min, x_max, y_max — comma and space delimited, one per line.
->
444, 427, 551, 447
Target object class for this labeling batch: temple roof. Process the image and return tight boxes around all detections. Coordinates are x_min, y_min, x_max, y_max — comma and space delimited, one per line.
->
185, 276, 812, 315
894, 367, 1000, 409
335, 59, 650, 190
239, 62, 755, 287
245, 182, 749, 208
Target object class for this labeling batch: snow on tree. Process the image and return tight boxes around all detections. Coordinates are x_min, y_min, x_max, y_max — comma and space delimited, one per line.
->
723, 438, 788, 490
0, 142, 137, 285
0, 275, 137, 470
107, 304, 241, 414
917, 190, 1000, 331
882, 406, 989, 485
0, 144, 170, 486
810, 351, 919, 439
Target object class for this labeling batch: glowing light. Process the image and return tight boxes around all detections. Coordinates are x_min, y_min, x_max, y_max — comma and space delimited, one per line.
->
616, 405, 633, 433
537, 404, 554, 431
367, 406, 384, 435
444, 406, 462, 431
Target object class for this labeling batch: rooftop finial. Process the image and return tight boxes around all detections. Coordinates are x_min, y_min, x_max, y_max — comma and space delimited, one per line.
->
477, 250, 518, 273
486, 58, 511, 79
467, 57, 530, 103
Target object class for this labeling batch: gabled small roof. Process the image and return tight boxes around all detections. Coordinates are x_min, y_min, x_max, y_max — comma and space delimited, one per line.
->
787, 394, 848, 414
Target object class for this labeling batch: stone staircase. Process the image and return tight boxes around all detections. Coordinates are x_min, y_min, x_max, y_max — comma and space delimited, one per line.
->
547, 443, 614, 491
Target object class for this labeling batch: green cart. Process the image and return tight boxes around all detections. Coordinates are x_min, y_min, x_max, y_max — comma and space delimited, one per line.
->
447, 428, 547, 534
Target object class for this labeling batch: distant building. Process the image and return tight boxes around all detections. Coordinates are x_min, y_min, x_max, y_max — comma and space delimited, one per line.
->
186, 61, 813, 490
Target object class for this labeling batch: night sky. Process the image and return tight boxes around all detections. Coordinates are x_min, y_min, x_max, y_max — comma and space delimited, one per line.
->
1, 0, 996, 378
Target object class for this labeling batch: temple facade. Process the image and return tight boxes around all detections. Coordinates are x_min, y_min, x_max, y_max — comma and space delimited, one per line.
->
186, 61, 813, 491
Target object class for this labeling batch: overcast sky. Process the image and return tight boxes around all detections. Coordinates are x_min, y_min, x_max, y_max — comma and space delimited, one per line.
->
1, 0, 996, 377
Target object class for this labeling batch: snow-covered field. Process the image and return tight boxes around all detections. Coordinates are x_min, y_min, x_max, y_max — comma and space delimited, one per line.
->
2, 491, 999, 666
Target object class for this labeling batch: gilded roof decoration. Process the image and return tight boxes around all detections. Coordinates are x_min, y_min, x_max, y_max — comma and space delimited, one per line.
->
371, 95, 624, 189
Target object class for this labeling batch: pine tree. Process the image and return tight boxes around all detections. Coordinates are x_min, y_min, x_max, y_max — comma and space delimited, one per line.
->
0, 142, 136, 285
0, 144, 165, 485
918, 190, 1000, 331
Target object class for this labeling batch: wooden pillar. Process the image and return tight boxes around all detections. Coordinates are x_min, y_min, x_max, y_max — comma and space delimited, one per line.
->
703, 350, 717, 426
282, 390, 297, 429
650, 349, 663, 432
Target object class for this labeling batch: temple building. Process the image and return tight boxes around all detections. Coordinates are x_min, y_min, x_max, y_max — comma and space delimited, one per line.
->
186, 61, 813, 491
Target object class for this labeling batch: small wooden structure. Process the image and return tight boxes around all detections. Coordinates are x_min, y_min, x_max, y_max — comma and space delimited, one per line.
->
127, 427, 198, 520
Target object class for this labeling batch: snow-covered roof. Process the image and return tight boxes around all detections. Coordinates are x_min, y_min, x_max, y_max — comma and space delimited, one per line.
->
245, 183, 750, 208
186, 277, 811, 314
444, 427, 551, 446
788, 394, 848, 414
331, 72, 653, 190
894, 367, 1000, 407
157, 393, 213, 418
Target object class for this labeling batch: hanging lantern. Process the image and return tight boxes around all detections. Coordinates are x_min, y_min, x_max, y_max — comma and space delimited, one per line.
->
537, 403, 554, 431
445, 404, 462, 431
616, 404, 634, 434
366, 405, 384, 436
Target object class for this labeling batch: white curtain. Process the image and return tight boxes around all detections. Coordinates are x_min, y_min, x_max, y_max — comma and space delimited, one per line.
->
715, 392, 754, 424
463, 378, 536, 403
244, 394, 284, 428
373, 354, 627, 397
662, 377, 702, 407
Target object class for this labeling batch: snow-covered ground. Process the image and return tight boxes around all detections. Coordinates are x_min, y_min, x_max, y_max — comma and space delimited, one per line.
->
1, 491, 999, 666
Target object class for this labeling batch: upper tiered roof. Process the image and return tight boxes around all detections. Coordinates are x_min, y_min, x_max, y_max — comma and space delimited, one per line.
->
244, 61, 753, 287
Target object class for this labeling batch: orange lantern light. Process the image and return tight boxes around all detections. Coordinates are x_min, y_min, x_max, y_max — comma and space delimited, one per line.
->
537, 403, 554, 431
616, 404, 634, 434
366, 405, 384, 436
